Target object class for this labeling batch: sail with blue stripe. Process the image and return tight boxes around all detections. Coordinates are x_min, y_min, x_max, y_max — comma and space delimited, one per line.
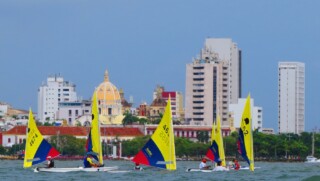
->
132, 98, 176, 170
23, 109, 60, 168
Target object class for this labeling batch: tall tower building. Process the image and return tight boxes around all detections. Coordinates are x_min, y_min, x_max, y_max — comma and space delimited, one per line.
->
278, 62, 305, 134
185, 38, 241, 126
38, 75, 78, 122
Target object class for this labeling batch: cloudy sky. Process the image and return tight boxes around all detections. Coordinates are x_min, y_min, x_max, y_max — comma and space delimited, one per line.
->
1, 0, 319, 132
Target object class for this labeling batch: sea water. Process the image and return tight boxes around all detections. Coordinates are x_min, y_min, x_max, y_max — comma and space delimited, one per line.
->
1, 160, 320, 181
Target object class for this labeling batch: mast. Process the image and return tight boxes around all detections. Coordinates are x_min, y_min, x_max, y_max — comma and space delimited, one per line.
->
312, 131, 315, 156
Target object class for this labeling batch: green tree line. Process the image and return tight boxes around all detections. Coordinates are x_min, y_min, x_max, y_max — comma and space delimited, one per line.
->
122, 131, 320, 161
1, 131, 319, 161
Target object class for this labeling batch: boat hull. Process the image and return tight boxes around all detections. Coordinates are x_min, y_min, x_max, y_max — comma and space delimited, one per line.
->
80, 166, 119, 172
34, 166, 119, 173
34, 167, 82, 173
186, 166, 260, 172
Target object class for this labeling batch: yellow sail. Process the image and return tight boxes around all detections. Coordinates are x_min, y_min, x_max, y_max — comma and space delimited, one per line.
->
24, 109, 43, 168
152, 98, 176, 170
90, 92, 103, 165
132, 98, 176, 170
240, 94, 254, 171
210, 120, 216, 145
216, 116, 226, 166
206, 115, 226, 166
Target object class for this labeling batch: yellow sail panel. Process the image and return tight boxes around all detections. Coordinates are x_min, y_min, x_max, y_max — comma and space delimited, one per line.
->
91, 92, 103, 165
23, 109, 45, 168
240, 94, 254, 171
151, 98, 176, 170
216, 116, 226, 167
210, 120, 216, 145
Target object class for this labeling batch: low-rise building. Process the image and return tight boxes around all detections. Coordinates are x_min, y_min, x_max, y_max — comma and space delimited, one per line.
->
145, 125, 231, 142
261, 128, 275, 134
56, 100, 91, 126
229, 98, 263, 131
2, 125, 143, 147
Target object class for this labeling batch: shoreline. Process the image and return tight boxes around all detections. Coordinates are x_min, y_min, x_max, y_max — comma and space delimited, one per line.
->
0, 155, 305, 163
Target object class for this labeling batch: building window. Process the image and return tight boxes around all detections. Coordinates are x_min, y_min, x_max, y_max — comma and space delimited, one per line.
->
193, 78, 204, 81
193, 101, 204, 104
193, 95, 204, 98
69, 110, 72, 116
108, 108, 112, 115
8, 138, 11, 143
193, 66, 204, 70
193, 72, 204, 75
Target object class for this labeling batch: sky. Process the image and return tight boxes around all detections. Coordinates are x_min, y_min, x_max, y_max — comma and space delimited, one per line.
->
0, 0, 319, 132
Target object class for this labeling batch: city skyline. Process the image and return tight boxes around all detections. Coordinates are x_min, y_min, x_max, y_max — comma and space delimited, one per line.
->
1, 1, 320, 132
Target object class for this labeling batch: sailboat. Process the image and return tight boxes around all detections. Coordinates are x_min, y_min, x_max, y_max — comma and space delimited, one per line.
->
305, 131, 320, 163
237, 94, 255, 171
24, 110, 82, 172
132, 98, 176, 170
186, 115, 226, 172
81, 91, 118, 172
23, 109, 60, 169
206, 115, 226, 166
34, 92, 118, 172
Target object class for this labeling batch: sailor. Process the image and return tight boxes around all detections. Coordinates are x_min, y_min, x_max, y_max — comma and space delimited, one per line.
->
134, 162, 143, 171
233, 159, 240, 170
83, 153, 99, 168
199, 158, 211, 170
212, 161, 229, 171
46, 156, 54, 168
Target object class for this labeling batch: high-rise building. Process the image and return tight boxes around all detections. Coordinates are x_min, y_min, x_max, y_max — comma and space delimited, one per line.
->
185, 38, 241, 126
278, 62, 305, 134
38, 75, 78, 123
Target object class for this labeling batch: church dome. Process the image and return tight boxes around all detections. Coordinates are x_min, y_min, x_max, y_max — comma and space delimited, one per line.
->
95, 69, 122, 124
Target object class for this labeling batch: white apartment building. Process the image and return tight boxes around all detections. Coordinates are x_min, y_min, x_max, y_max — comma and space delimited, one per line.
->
229, 98, 263, 131
185, 38, 241, 126
56, 100, 91, 126
278, 62, 305, 134
38, 75, 78, 123
0, 103, 9, 117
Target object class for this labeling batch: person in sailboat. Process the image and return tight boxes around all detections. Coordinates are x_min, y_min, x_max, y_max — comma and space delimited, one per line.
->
83, 153, 100, 168
46, 156, 55, 168
134, 162, 143, 171
199, 158, 211, 170
213, 161, 229, 171
228, 158, 240, 170
232, 159, 240, 170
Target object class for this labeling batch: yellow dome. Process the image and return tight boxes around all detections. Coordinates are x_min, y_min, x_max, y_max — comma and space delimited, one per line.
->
95, 69, 122, 124
95, 69, 121, 104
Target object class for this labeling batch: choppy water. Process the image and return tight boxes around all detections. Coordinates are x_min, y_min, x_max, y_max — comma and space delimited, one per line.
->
1, 160, 320, 181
